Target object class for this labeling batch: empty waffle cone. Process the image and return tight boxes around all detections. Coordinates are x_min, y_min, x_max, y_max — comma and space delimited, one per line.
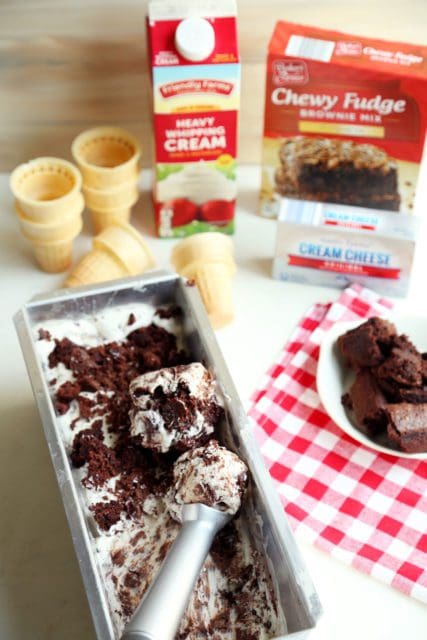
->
64, 222, 155, 288
89, 207, 132, 234
171, 232, 235, 274
10, 157, 82, 223
64, 248, 127, 287
182, 261, 235, 329
94, 222, 155, 274
33, 239, 76, 273
15, 195, 84, 243
28, 214, 82, 273
71, 126, 141, 190
83, 179, 139, 211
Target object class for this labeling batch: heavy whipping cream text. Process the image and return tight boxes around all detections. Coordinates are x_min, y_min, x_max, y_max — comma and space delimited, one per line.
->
164, 117, 227, 153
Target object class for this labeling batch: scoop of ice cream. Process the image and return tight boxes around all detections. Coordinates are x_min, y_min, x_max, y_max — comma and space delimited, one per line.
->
168, 439, 247, 522
129, 363, 223, 453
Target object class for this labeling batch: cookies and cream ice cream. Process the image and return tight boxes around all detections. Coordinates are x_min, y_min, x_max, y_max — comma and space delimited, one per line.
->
34, 302, 286, 639
168, 439, 247, 522
129, 363, 223, 453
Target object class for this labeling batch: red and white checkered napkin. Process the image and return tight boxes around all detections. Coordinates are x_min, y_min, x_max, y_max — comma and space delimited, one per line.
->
248, 283, 427, 603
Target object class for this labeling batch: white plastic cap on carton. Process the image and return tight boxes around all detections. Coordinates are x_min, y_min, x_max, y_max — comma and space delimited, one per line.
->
174, 17, 215, 62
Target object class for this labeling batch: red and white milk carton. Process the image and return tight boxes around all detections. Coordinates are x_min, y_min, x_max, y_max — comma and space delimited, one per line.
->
147, 0, 240, 237
261, 22, 427, 295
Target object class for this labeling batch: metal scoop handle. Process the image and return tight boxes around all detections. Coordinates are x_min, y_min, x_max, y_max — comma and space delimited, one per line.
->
121, 503, 231, 640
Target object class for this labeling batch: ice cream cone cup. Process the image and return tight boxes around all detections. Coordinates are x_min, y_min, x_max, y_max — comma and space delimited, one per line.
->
89, 207, 132, 234
94, 222, 155, 274
64, 222, 155, 288
183, 261, 234, 329
171, 233, 236, 328
83, 179, 139, 211
64, 248, 127, 288
15, 196, 84, 243
71, 127, 141, 190
32, 238, 76, 273
10, 157, 82, 222
171, 232, 235, 274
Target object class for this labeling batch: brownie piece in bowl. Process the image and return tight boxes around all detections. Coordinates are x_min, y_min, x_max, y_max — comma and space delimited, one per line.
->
337, 317, 396, 370
387, 404, 427, 453
342, 369, 388, 437
338, 317, 427, 454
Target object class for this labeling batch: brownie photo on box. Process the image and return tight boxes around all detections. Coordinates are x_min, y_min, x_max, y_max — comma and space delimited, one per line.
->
338, 317, 427, 453
275, 137, 401, 211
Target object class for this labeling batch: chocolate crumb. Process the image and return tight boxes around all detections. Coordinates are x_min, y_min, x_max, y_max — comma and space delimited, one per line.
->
56, 380, 81, 404
155, 305, 183, 319
91, 500, 123, 531
54, 400, 69, 416
112, 549, 126, 567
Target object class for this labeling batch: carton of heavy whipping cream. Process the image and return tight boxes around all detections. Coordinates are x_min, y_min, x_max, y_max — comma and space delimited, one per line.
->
147, 0, 240, 237
262, 22, 427, 217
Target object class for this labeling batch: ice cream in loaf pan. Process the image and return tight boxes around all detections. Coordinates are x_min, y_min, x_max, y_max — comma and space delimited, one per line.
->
35, 302, 286, 639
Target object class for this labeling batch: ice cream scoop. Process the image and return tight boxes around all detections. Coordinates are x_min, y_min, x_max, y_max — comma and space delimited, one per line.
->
121, 504, 231, 640
129, 363, 223, 452
168, 439, 248, 522
121, 442, 247, 640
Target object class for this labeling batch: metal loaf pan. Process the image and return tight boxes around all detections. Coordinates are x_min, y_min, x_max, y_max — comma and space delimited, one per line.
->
14, 270, 322, 639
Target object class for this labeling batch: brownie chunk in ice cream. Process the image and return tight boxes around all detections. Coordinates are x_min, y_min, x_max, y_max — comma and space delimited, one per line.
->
337, 317, 396, 370
168, 439, 247, 522
386, 403, 427, 453
342, 369, 388, 436
129, 363, 223, 453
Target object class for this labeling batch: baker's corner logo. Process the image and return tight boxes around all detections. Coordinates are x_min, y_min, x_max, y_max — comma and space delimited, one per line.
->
272, 59, 308, 86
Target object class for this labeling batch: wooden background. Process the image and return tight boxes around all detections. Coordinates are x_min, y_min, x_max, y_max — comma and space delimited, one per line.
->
1, 0, 427, 171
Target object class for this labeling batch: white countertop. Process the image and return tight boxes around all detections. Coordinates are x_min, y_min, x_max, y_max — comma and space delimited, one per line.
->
1, 166, 426, 639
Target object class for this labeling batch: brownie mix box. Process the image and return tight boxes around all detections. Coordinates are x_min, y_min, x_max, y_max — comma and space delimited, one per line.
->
147, 0, 240, 238
262, 22, 427, 295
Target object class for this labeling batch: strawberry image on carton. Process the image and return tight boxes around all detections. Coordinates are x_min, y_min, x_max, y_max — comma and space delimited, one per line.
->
147, 0, 240, 237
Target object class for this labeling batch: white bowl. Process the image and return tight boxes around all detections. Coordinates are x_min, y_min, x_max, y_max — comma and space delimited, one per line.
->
317, 314, 427, 460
